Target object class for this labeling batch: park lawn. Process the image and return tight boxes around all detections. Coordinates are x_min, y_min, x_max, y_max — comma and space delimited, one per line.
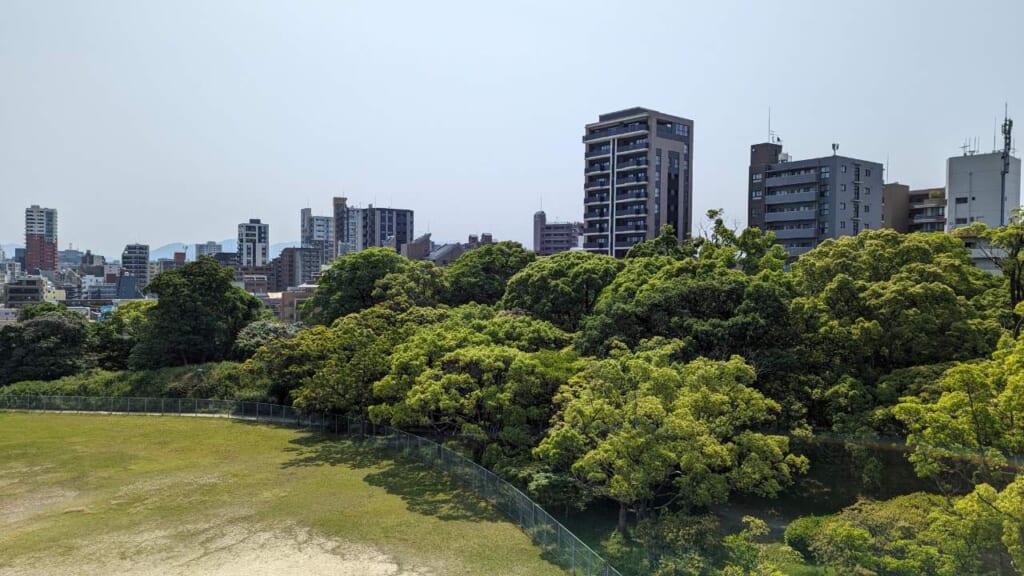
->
0, 412, 567, 576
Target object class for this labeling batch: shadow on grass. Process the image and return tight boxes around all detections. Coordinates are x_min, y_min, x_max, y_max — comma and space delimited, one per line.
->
280, 431, 502, 523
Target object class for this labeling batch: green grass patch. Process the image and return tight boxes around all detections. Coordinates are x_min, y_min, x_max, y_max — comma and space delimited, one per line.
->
0, 413, 567, 575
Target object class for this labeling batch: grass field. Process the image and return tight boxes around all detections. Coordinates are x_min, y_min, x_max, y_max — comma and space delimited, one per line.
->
0, 413, 568, 576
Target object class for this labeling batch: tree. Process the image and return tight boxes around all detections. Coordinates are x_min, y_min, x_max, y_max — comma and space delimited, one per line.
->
129, 258, 263, 369
625, 225, 695, 260
89, 300, 155, 370
501, 251, 622, 331
954, 208, 1024, 337
232, 318, 298, 360
301, 248, 409, 324
444, 241, 535, 306
0, 311, 91, 385
535, 344, 807, 533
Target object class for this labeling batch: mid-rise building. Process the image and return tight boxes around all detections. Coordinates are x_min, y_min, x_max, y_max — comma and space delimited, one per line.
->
4, 276, 47, 308
748, 143, 883, 256
237, 219, 270, 267
534, 211, 582, 256
300, 208, 335, 265
332, 198, 414, 255
194, 241, 223, 260
271, 247, 322, 291
882, 184, 946, 233
121, 244, 150, 287
25, 205, 58, 273
582, 107, 694, 257
945, 151, 1021, 231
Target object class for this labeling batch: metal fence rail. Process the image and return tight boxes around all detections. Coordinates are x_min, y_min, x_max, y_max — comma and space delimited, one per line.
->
0, 395, 621, 576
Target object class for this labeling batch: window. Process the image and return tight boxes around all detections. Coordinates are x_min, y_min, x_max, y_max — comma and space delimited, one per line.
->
841, 184, 847, 192
840, 221, 847, 229
752, 190, 762, 199
863, 205, 870, 213
865, 169, 872, 177
841, 165, 847, 173
954, 197, 968, 204
840, 202, 846, 210
865, 187, 870, 195
752, 173, 763, 182
955, 217, 968, 225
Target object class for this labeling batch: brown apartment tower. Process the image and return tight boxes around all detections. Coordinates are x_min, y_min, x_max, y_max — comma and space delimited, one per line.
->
24, 205, 58, 273
582, 107, 693, 258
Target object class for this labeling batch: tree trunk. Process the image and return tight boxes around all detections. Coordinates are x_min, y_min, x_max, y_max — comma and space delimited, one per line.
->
618, 502, 628, 533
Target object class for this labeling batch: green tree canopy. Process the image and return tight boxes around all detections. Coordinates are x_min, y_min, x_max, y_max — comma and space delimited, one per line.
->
0, 311, 91, 385
301, 247, 409, 324
443, 241, 535, 306
501, 250, 622, 331
129, 258, 263, 369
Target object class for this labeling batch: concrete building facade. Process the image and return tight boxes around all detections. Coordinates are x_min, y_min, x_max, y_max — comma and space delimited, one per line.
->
121, 244, 150, 287
945, 151, 1022, 231
533, 211, 582, 256
332, 197, 414, 255
300, 208, 335, 265
237, 219, 270, 267
748, 143, 883, 256
25, 205, 58, 273
272, 247, 322, 291
194, 241, 223, 259
582, 107, 694, 258
882, 184, 946, 233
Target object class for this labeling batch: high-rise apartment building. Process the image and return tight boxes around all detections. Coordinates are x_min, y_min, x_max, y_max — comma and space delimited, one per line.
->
332, 197, 414, 255
748, 143, 883, 256
121, 244, 150, 287
945, 151, 1021, 231
882, 184, 946, 233
237, 219, 270, 267
300, 208, 335, 265
582, 107, 693, 258
25, 205, 58, 273
194, 241, 223, 260
272, 247, 322, 291
533, 211, 582, 256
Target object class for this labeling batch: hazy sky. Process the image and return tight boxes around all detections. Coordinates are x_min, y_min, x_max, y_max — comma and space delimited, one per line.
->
2, 0, 1022, 258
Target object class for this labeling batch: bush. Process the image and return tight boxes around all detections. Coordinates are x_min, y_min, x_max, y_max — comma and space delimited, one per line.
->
784, 515, 827, 560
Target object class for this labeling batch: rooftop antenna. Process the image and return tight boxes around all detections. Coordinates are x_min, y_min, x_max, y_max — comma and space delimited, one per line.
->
1000, 103, 1013, 224
960, 139, 971, 156
832, 143, 839, 156
767, 106, 771, 141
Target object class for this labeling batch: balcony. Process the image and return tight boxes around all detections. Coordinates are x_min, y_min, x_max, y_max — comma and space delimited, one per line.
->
583, 241, 608, 250
582, 123, 649, 142
764, 190, 817, 205
585, 148, 611, 158
584, 193, 610, 205
616, 205, 648, 217
585, 181, 610, 190
764, 209, 816, 223
584, 210, 609, 220
765, 171, 818, 188
615, 175, 648, 186
771, 228, 817, 240
617, 158, 649, 170
585, 164, 610, 174
613, 221, 647, 232
617, 141, 649, 153
616, 189, 647, 202
615, 240, 643, 248
583, 225, 608, 235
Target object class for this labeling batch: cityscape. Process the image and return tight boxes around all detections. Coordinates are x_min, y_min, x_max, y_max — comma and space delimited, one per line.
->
1, 106, 1019, 322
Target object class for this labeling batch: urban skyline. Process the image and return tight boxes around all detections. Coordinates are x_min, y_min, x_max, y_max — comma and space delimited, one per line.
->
2, 1, 1022, 259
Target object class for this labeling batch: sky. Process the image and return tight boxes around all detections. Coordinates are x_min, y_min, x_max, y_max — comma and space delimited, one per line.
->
1, 0, 1022, 258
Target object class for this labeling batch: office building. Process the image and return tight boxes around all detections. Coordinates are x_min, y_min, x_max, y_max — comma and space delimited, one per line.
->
121, 244, 150, 287
882, 184, 946, 233
4, 276, 47, 308
300, 208, 335, 265
582, 107, 693, 257
25, 205, 58, 273
194, 241, 223, 260
534, 211, 582, 256
238, 219, 270, 267
945, 151, 1021, 231
748, 143, 883, 256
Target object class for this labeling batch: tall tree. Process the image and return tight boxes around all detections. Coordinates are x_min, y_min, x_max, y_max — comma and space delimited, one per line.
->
501, 250, 622, 331
129, 258, 263, 368
0, 311, 92, 385
444, 241, 535, 306
954, 208, 1024, 337
301, 247, 409, 325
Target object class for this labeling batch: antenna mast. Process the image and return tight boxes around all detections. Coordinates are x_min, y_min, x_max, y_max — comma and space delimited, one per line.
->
1001, 104, 1013, 224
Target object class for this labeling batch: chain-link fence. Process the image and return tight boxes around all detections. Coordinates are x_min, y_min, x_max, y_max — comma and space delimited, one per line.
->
0, 395, 621, 576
